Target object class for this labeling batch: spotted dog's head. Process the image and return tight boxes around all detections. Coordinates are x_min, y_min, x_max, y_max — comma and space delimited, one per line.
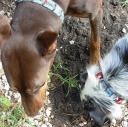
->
80, 34, 128, 126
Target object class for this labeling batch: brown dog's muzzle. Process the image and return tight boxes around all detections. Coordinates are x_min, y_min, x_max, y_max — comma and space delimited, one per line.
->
21, 82, 47, 116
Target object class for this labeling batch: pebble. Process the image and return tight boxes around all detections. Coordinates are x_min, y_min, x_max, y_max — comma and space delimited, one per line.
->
56, 48, 59, 52
14, 93, 20, 98
47, 99, 51, 104
79, 123, 85, 127
111, 119, 117, 126
44, 117, 49, 122
0, 10, 5, 15
7, 12, 11, 17
122, 121, 128, 127
46, 122, 53, 127
122, 28, 127, 33
69, 40, 75, 45
7, 96, 11, 100
103, 25, 106, 29
34, 114, 42, 120
46, 91, 49, 96
51, 115, 54, 119
34, 119, 39, 126
41, 124, 47, 127
1, 75, 7, 80
46, 107, 52, 117
39, 122, 43, 126
4, 92, 8, 97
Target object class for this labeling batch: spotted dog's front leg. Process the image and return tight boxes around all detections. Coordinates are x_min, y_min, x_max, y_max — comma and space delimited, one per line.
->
89, 9, 103, 65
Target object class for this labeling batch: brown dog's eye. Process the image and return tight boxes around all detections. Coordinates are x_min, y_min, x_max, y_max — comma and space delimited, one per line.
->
47, 48, 56, 55
33, 82, 45, 94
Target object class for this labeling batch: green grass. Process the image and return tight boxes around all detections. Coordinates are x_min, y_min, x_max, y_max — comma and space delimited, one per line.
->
0, 96, 12, 111
120, 0, 128, 5
0, 96, 33, 127
50, 61, 79, 96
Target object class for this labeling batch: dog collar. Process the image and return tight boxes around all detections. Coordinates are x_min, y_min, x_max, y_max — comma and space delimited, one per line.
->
96, 72, 125, 104
15, 0, 64, 22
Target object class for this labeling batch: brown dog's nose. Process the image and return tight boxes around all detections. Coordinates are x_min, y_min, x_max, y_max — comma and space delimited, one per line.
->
21, 83, 47, 116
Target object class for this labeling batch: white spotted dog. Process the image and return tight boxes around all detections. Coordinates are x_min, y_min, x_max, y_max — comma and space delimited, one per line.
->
80, 34, 128, 126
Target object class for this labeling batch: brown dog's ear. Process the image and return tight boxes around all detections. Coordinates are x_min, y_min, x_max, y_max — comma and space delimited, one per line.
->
0, 15, 11, 46
36, 31, 57, 55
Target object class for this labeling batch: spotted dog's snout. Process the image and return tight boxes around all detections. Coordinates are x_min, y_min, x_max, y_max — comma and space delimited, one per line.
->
82, 99, 111, 126
89, 110, 111, 126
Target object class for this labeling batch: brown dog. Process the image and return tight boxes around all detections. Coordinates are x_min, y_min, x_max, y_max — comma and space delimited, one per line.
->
0, 0, 103, 116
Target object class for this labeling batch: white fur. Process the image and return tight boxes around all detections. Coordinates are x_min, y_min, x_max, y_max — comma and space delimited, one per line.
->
109, 104, 122, 119
80, 65, 99, 101
80, 34, 128, 121
80, 65, 123, 120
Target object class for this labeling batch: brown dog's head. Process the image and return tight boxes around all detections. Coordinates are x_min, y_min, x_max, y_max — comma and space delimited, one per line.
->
0, 15, 58, 116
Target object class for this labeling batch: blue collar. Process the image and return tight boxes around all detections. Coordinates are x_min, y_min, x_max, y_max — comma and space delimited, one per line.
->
96, 72, 125, 104
15, 0, 64, 22
99, 79, 118, 100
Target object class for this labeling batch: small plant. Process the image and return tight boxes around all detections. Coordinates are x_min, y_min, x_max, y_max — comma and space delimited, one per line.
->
0, 96, 31, 127
50, 61, 79, 96
10, 105, 25, 124
121, 0, 128, 6
0, 96, 12, 111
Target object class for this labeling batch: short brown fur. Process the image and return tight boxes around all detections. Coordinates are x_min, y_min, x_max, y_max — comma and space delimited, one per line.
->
0, 0, 103, 116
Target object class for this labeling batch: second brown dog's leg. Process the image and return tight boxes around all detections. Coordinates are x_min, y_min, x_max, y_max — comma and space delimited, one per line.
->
89, 9, 103, 65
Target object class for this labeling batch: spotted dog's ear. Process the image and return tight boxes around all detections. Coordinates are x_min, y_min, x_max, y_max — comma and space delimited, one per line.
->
115, 34, 128, 64
102, 34, 128, 78
0, 15, 11, 47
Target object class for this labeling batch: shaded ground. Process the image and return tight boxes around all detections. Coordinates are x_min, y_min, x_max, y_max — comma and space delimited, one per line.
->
0, 0, 128, 127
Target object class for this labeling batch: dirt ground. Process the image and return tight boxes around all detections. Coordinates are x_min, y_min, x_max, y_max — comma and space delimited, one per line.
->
0, 0, 128, 127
